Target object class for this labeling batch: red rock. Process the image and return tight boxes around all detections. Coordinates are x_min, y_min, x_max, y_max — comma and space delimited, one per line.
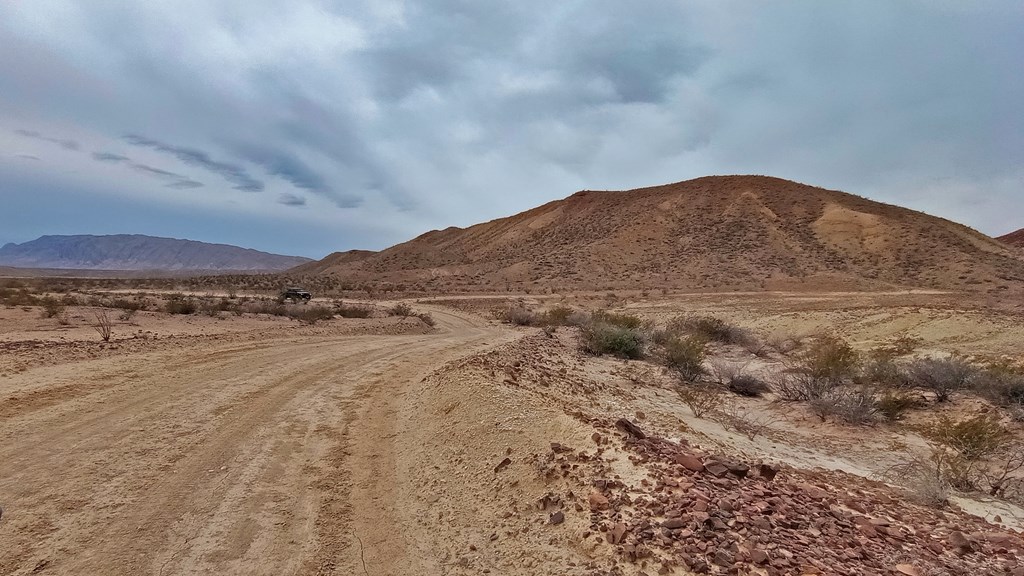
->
675, 453, 705, 472
948, 531, 974, 554
662, 518, 687, 529
750, 549, 769, 564
894, 564, 920, 576
758, 463, 779, 481
549, 511, 565, 525
608, 522, 627, 544
705, 462, 729, 477
589, 491, 609, 511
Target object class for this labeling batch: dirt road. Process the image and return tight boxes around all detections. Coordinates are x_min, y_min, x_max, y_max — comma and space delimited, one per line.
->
0, 309, 512, 575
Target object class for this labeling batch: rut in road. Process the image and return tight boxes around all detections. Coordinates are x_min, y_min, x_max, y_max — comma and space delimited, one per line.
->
0, 309, 513, 576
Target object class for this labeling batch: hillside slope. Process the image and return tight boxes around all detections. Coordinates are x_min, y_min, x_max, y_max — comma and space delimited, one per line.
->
0, 234, 311, 272
998, 228, 1024, 248
306, 176, 1024, 292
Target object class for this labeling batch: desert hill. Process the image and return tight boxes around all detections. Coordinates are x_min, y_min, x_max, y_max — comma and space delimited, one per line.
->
302, 176, 1024, 292
0, 234, 311, 272
998, 228, 1024, 248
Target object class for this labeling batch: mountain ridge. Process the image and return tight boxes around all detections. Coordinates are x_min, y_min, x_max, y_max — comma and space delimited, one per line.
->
0, 234, 311, 272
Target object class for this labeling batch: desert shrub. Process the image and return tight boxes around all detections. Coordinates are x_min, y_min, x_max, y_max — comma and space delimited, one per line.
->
801, 335, 859, 384
108, 298, 145, 312
542, 305, 574, 326
40, 296, 65, 319
772, 370, 840, 402
416, 312, 436, 327
565, 310, 592, 327
164, 294, 197, 315
581, 322, 647, 359
883, 456, 949, 507
288, 305, 335, 325
920, 414, 1008, 462
766, 331, 804, 355
809, 388, 878, 425
905, 357, 975, 402
501, 306, 540, 326
860, 357, 911, 388
0, 286, 40, 307
728, 374, 771, 397
389, 302, 413, 318
676, 383, 723, 418
335, 303, 372, 318
668, 315, 754, 347
663, 336, 707, 381
875, 391, 924, 421
92, 310, 113, 342
871, 332, 922, 360
973, 364, 1024, 407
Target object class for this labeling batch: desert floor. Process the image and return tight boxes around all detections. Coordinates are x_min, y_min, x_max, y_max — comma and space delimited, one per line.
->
1, 291, 1023, 575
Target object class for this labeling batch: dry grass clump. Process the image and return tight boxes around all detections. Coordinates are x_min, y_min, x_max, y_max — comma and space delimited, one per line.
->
676, 383, 723, 418
287, 305, 335, 325
905, 357, 975, 403
165, 294, 198, 315
662, 336, 707, 381
92, 309, 113, 342
666, 315, 756, 347
581, 321, 648, 359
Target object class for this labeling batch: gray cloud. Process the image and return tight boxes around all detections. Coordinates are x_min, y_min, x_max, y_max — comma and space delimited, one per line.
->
91, 151, 129, 163
124, 134, 263, 192
278, 193, 306, 206
14, 129, 80, 151
1, 0, 1021, 254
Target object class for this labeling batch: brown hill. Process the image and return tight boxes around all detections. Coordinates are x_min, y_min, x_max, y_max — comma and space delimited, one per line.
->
288, 249, 376, 275
304, 176, 1024, 292
998, 228, 1024, 248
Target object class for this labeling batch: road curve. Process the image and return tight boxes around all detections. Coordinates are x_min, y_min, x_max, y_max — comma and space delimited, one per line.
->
0, 308, 512, 575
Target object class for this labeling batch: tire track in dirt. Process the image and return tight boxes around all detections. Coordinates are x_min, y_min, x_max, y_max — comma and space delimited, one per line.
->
0, 308, 512, 575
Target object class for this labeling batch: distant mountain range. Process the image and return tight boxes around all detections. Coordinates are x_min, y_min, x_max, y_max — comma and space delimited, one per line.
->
297, 175, 1024, 292
0, 235, 312, 272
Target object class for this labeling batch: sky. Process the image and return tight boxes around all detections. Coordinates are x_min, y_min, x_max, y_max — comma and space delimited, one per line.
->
1, 1, 1021, 258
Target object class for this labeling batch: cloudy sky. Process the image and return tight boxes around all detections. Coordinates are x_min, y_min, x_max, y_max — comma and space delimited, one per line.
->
1, 1, 1021, 258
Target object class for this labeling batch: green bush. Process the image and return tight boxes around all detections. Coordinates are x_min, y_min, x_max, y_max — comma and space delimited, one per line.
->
590, 310, 648, 331
40, 296, 65, 318
801, 335, 860, 384
581, 322, 647, 359
542, 305, 574, 326
501, 306, 539, 326
921, 414, 1008, 461
668, 315, 754, 346
663, 336, 707, 381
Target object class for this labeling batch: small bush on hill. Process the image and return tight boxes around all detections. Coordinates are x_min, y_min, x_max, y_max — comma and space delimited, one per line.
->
801, 335, 860, 384
875, 390, 925, 421
40, 296, 65, 319
676, 383, 723, 418
906, 357, 975, 402
728, 374, 771, 397
663, 336, 707, 381
809, 388, 878, 425
668, 315, 754, 347
591, 310, 648, 331
501, 306, 539, 326
581, 322, 647, 359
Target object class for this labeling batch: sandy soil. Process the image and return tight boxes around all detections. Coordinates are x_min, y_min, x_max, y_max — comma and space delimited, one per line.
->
0, 306, 514, 575
2, 290, 1023, 575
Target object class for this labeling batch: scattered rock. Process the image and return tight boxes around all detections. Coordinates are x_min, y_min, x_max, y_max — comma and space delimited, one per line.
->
608, 522, 627, 544
894, 564, 920, 576
662, 518, 687, 529
704, 462, 729, 478
615, 418, 646, 439
674, 453, 704, 472
589, 491, 609, 511
758, 463, 779, 481
549, 511, 565, 525
493, 457, 512, 473
948, 530, 974, 554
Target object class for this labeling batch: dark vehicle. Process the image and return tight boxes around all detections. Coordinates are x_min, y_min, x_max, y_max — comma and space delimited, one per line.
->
280, 287, 312, 303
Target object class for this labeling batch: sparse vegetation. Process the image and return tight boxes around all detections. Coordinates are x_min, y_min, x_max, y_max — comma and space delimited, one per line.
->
662, 336, 707, 381
581, 321, 648, 359
92, 310, 113, 342
905, 357, 975, 403
676, 383, 723, 418
165, 294, 198, 315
